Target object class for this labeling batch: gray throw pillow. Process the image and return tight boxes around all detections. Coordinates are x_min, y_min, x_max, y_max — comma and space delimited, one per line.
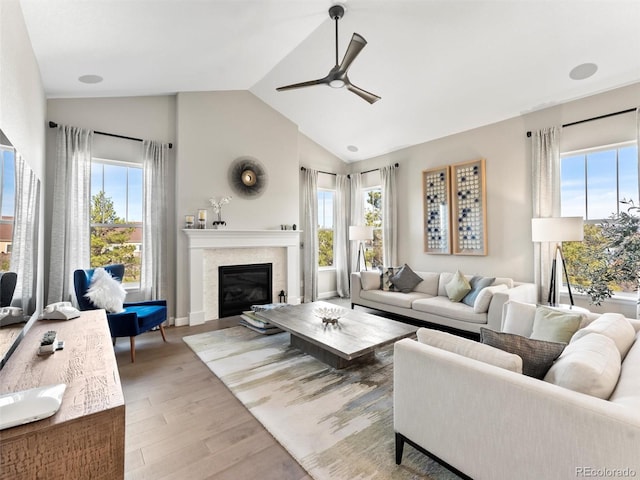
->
390, 264, 423, 293
462, 275, 495, 307
480, 328, 566, 379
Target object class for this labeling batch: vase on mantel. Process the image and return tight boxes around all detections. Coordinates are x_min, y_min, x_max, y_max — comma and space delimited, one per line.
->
212, 212, 226, 229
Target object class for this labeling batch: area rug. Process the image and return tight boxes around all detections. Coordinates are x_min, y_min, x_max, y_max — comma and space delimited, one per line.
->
183, 326, 461, 480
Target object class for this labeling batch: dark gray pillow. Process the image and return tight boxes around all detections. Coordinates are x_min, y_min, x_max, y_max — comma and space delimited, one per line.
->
462, 276, 495, 307
480, 328, 565, 379
390, 264, 423, 293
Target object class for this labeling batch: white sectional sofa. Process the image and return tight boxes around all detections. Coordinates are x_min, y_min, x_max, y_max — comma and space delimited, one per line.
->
394, 301, 640, 480
351, 270, 537, 334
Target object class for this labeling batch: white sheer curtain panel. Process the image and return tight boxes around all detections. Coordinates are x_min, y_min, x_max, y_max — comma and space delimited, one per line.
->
302, 168, 318, 302
381, 165, 398, 267
141, 140, 169, 301
349, 173, 363, 272
531, 126, 561, 303
48, 125, 93, 304
9, 152, 40, 313
334, 174, 350, 297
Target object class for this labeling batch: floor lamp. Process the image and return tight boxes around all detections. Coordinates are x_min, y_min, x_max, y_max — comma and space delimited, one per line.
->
531, 217, 584, 307
349, 226, 374, 271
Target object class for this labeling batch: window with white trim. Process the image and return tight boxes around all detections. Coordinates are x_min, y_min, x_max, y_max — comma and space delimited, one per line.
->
318, 189, 335, 267
0, 145, 15, 268
363, 187, 383, 268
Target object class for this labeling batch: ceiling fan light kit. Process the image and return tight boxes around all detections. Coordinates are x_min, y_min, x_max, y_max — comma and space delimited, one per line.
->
276, 4, 381, 104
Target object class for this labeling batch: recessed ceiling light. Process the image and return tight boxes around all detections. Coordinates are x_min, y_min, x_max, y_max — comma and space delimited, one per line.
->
78, 74, 103, 84
347, 145, 359, 152
569, 63, 598, 80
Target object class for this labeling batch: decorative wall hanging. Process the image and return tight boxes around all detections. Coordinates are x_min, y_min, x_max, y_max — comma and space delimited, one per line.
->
451, 158, 487, 255
228, 156, 268, 198
422, 166, 451, 254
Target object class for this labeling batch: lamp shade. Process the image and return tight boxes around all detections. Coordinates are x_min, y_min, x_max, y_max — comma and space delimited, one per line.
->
531, 217, 584, 243
349, 225, 374, 241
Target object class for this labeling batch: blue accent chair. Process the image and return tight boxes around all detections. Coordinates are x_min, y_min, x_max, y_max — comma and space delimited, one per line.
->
73, 264, 167, 362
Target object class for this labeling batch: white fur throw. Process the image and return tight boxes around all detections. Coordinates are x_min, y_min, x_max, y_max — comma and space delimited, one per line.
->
85, 267, 127, 313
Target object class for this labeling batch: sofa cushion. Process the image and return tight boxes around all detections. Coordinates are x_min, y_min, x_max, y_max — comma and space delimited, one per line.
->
544, 333, 621, 400
417, 328, 522, 373
474, 284, 508, 313
480, 328, 565, 379
461, 276, 495, 307
412, 272, 440, 296
360, 271, 381, 291
445, 270, 471, 302
360, 289, 431, 309
380, 266, 402, 291
609, 331, 640, 410
390, 264, 423, 293
571, 313, 636, 359
530, 307, 582, 344
413, 296, 488, 324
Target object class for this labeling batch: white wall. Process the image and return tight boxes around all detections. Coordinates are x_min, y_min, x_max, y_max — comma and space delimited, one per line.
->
0, 0, 46, 312
349, 82, 640, 316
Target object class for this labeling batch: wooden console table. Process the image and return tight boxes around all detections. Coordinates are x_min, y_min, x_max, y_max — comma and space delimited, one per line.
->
0, 309, 125, 479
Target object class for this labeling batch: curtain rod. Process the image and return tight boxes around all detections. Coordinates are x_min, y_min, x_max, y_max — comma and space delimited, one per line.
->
300, 162, 399, 177
48, 121, 173, 149
526, 107, 636, 138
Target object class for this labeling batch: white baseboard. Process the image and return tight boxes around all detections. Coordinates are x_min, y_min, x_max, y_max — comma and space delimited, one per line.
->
174, 316, 189, 327
318, 291, 338, 300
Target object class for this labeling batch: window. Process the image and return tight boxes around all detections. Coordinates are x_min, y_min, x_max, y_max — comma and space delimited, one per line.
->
363, 187, 383, 268
0, 145, 15, 271
318, 189, 334, 267
561, 142, 639, 294
90, 159, 143, 286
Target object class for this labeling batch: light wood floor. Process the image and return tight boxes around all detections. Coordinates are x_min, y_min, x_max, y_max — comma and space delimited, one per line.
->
116, 317, 311, 480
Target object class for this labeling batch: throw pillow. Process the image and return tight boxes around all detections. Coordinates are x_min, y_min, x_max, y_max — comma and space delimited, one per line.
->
544, 333, 621, 399
461, 275, 496, 307
480, 328, 565, 379
380, 266, 401, 291
571, 313, 636, 359
360, 271, 382, 291
390, 264, 423, 293
530, 307, 583, 344
445, 270, 471, 302
501, 300, 537, 336
85, 267, 127, 313
473, 284, 508, 313
417, 328, 522, 373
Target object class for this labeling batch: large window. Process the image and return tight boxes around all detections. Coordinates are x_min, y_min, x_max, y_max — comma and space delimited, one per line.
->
90, 159, 143, 286
364, 187, 383, 268
0, 145, 15, 270
561, 142, 639, 294
318, 189, 334, 267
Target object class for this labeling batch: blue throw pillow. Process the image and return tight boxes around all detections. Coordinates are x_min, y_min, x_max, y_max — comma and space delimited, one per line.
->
462, 276, 495, 307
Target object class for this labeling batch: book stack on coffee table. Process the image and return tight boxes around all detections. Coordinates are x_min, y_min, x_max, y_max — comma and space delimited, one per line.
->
239, 303, 287, 335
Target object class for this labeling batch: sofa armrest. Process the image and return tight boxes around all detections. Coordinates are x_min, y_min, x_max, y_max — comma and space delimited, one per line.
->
486, 283, 537, 331
394, 338, 640, 480
350, 272, 363, 307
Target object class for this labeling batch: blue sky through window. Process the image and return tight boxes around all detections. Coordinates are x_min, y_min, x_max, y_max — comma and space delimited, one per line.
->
318, 190, 334, 229
1, 149, 15, 218
91, 161, 143, 223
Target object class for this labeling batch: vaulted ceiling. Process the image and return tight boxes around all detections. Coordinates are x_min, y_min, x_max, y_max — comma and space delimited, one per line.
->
20, 0, 640, 162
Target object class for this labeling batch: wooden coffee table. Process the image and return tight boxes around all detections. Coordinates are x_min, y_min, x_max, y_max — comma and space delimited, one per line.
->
254, 301, 417, 369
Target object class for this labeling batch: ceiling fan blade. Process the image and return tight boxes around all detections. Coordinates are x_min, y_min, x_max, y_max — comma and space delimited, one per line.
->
347, 83, 381, 104
339, 33, 367, 72
276, 78, 327, 91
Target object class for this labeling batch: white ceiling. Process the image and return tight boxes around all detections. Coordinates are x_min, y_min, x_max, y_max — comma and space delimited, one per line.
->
19, 0, 640, 162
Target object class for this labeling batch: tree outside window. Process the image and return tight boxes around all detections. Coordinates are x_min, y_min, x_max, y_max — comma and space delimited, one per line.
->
91, 160, 143, 286
318, 189, 334, 267
364, 188, 383, 267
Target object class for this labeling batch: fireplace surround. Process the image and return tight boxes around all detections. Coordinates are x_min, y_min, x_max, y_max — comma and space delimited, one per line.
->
218, 263, 273, 318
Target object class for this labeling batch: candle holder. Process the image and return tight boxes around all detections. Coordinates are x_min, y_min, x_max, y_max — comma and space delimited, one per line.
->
185, 215, 195, 229
197, 209, 207, 229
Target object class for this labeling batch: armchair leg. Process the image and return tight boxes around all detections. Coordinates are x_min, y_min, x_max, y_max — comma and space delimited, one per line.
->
159, 324, 167, 342
129, 336, 136, 363
395, 432, 405, 465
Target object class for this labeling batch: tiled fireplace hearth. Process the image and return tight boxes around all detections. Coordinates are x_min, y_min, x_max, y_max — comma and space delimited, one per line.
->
183, 229, 301, 325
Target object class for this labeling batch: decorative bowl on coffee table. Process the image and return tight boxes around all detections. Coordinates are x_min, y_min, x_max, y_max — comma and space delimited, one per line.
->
313, 306, 346, 325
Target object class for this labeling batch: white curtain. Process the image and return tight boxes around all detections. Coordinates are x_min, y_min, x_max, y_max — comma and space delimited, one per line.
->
9, 152, 40, 314
349, 173, 363, 272
334, 174, 350, 297
141, 140, 169, 300
302, 168, 318, 302
531, 126, 561, 303
381, 165, 398, 267
48, 125, 93, 304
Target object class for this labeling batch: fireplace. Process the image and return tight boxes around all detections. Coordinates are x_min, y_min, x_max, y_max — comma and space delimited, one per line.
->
218, 263, 273, 318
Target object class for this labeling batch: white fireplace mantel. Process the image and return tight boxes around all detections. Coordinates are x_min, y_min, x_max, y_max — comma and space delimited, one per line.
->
183, 229, 301, 325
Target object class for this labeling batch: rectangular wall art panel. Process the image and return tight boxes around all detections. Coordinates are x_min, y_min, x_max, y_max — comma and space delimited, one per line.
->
422, 166, 451, 254
451, 158, 487, 255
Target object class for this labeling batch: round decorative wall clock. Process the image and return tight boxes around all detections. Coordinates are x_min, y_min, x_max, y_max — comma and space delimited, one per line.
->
228, 156, 268, 198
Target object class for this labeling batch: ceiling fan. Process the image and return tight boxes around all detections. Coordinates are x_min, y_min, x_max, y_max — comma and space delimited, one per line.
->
276, 4, 381, 104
